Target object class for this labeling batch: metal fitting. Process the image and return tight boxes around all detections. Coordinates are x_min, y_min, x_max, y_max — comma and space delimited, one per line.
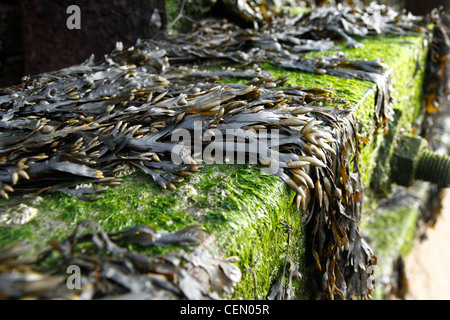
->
391, 135, 450, 187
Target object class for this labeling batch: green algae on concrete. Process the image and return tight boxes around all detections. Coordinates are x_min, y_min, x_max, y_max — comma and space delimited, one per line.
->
191, 165, 306, 299
0, 163, 306, 299
262, 34, 430, 300
363, 182, 428, 299
263, 34, 428, 190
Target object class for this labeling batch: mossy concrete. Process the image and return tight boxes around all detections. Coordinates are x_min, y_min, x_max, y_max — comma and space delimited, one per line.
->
266, 34, 429, 190
0, 164, 306, 299
260, 34, 430, 299
362, 182, 429, 299
0, 23, 432, 299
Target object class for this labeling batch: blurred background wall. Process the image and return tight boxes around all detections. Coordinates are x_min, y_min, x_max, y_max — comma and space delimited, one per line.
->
0, 0, 166, 86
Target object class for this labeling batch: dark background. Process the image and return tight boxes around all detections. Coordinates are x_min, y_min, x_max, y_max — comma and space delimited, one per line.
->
0, 0, 166, 86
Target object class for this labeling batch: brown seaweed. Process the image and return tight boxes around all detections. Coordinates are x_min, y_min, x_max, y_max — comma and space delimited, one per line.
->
0, 222, 241, 300
276, 56, 394, 133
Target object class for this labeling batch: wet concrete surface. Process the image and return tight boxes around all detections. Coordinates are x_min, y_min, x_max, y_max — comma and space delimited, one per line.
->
405, 188, 450, 299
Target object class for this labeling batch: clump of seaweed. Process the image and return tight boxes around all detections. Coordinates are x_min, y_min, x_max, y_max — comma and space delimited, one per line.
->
0, 222, 241, 299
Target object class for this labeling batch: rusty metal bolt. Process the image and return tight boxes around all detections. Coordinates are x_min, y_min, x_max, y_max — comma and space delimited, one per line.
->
415, 150, 450, 187
391, 135, 450, 187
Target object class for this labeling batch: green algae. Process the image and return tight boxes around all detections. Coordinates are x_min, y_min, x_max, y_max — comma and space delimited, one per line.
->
261, 63, 374, 107
189, 165, 306, 299
305, 35, 428, 125
363, 182, 427, 299
365, 206, 418, 261
0, 172, 198, 257
0, 226, 34, 249
167, 164, 306, 299
354, 35, 428, 196
282, 6, 311, 16
260, 34, 429, 300
273, 34, 428, 190
0, 163, 306, 299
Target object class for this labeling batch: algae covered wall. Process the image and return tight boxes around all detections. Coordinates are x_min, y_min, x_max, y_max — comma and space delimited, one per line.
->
0, 164, 307, 299
0, 2, 441, 300
0, 32, 429, 299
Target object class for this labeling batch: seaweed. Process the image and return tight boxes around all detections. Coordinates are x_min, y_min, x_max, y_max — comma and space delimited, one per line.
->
0, 222, 241, 299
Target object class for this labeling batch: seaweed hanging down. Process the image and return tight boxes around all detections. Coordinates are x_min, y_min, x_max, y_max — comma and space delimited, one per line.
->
305, 112, 376, 299
0, 222, 241, 299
